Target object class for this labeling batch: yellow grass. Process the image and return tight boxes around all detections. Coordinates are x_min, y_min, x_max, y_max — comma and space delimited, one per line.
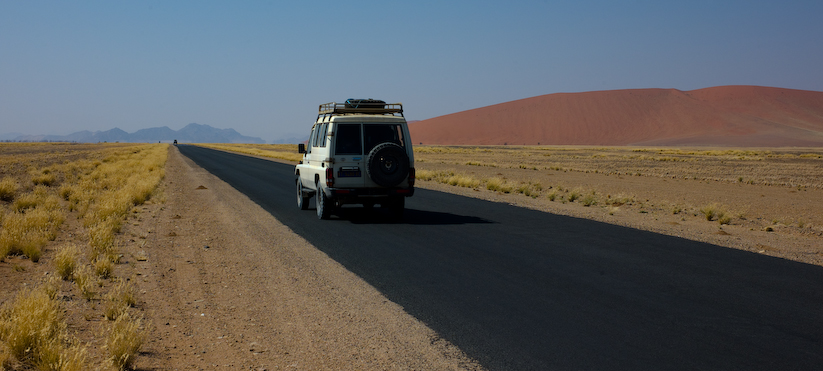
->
104, 280, 137, 321
581, 192, 598, 206
416, 170, 483, 189
30, 170, 57, 187
0, 177, 18, 202
196, 143, 304, 163
0, 285, 88, 370
0, 143, 166, 368
94, 258, 114, 279
700, 203, 733, 225
414, 145, 823, 189
0, 197, 64, 262
106, 312, 145, 370
54, 244, 82, 281
74, 265, 97, 301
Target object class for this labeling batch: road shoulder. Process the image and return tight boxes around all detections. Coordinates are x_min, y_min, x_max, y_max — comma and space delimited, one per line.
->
131, 146, 483, 370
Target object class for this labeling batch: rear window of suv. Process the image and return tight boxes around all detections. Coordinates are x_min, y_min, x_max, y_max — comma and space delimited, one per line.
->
335, 124, 362, 155
364, 124, 405, 154
335, 123, 405, 155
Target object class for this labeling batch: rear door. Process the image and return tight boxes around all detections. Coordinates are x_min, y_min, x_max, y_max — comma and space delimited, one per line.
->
331, 122, 366, 188
363, 123, 409, 188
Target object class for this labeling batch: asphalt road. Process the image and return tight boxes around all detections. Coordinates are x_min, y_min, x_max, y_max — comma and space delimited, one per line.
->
179, 145, 823, 370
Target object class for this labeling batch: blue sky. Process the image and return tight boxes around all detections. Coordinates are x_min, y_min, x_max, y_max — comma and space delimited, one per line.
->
2, 0, 822, 141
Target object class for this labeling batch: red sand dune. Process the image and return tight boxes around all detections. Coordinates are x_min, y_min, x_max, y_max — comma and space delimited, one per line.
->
408, 86, 823, 147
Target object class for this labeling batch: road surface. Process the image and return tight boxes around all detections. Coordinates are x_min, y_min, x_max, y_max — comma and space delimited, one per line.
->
179, 145, 823, 370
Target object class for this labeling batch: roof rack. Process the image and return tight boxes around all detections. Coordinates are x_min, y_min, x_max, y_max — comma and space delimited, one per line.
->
318, 101, 403, 116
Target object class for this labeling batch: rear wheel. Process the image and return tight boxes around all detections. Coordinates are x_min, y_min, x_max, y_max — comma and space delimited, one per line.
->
316, 184, 332, 219
296, 178, 310, 210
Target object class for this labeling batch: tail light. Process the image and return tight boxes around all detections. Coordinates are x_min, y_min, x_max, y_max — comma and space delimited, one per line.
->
326, 167, 334, 187
408, 167, 415, 187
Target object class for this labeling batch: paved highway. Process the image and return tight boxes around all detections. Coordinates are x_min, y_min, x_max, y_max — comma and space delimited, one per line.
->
179, 145, 823, 370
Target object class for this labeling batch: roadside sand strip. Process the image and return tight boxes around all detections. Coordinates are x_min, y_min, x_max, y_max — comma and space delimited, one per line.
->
132, 147, 483, 370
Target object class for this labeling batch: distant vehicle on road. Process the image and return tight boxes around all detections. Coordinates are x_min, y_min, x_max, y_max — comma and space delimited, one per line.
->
173, 139, 178, 146
295, 99, 415, 219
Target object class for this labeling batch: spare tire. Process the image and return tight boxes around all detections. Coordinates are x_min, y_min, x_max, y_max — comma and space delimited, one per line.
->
366, 142, 410, 187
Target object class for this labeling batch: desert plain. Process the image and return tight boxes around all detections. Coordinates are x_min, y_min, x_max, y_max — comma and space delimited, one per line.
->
1, 141, 822, 370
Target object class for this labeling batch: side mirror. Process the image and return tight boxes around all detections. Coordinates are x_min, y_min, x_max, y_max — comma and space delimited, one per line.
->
298, 143, 306, 154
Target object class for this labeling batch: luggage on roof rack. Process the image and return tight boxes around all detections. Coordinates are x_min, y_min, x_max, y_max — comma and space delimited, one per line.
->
345, 98, 385, 109
318, 99, 403, 116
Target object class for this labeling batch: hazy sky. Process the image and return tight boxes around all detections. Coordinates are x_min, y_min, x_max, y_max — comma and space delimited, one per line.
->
2, 1, 822, 141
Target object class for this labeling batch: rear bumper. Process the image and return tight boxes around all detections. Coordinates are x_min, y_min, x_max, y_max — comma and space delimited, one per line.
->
326, 187, 414, 201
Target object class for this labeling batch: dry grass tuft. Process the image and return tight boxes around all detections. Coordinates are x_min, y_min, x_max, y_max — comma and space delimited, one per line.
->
73, 265, 98, 301
58, 183, 76, 201
700, 203, 733, 224
700, 203, 722, 221
94, 258, 114, 279
104, 280, 137, 321
0, 177, 19, 202
416, 169, 483, 189
581, 192, 598, 207
414, 169, 437, 181
87, 218, 118, 261
0, 203, 64, 262
53, 342, 87, 371
486, 177, 513, 193
567, 189, 582, 203
106, 312, 145, 371
31, 171, 57, 187
718, 214, 732, 225
446, 174, 481, 188
0, 285, 89, 370
11, 193, 39, 212
513, 182, 543, 198
0, 287, 64, 369
54, 244, 83, 281
42, 274, 62, 301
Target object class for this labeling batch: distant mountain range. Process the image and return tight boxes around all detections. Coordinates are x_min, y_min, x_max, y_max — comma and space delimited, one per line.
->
7, 123, 265, 144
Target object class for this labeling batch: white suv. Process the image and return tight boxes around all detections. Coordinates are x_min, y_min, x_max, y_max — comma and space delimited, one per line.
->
295, 99, 415, 219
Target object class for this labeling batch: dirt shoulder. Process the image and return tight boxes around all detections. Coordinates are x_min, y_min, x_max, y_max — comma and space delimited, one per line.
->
129, 147, 482, 370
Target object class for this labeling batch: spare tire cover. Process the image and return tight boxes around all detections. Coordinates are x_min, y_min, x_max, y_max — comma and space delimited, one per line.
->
366, 142, 410, 187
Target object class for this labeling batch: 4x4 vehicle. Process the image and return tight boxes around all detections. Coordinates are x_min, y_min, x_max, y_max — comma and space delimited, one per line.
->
295, 99, 415, 219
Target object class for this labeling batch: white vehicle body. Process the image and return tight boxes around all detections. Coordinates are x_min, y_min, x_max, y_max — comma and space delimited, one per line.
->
294, 100, 415, 219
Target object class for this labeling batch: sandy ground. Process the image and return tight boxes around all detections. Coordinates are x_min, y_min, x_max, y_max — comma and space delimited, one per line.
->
128, 147, 482, 370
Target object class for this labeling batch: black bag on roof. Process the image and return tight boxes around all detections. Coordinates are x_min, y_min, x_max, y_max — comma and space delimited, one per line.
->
345, 98, 386, 109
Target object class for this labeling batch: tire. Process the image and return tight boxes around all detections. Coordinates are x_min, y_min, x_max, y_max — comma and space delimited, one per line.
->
296, 178, 310, 210
316, 184, 332, 219
366, 142, 410, 187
